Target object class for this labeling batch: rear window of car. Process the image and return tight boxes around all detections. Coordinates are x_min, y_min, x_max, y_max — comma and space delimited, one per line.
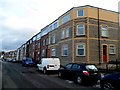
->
85, 65, 98, 71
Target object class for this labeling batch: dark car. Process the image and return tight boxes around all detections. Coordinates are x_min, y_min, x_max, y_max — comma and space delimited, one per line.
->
58, 63, 101, 86
22, 57, 36, 66
100, 72, 120, 90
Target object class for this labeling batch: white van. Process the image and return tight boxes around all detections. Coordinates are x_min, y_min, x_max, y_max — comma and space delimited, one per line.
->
37, 58, 60, 74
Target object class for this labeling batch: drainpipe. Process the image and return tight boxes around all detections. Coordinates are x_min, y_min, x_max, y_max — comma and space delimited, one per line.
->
98, 8, 101, 65
72, 19, 75, 63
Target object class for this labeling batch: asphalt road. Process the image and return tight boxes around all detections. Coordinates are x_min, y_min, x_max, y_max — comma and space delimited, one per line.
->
1, 60, 101, 90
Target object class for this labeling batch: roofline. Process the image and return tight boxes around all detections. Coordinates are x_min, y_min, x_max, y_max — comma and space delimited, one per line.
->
73, 5, 118, 13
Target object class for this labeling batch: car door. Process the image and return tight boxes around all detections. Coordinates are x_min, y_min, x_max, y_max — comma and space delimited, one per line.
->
70, 64, 80, 80
63, 63, 73, 79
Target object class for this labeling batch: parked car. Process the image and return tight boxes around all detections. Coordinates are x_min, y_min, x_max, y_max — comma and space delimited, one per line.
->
58, 63, 101, 86
100, 72, 120, 90
11, 59, 17, 63
22, 57, 36, 66
37, 58, 60, 74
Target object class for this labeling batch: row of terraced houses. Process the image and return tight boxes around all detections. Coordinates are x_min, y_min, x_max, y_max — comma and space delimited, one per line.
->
12, 5, 120, 67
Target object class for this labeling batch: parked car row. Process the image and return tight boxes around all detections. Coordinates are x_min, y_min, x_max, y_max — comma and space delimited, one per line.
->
6, 57, 120, 90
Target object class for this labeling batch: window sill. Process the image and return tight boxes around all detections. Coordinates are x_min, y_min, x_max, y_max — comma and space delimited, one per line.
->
61, 55, 68, 57
109, 53, 116, 55
76, 55, 85, 57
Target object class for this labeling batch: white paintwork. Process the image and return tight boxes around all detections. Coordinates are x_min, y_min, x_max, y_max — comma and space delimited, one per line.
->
37, 58, 60, 71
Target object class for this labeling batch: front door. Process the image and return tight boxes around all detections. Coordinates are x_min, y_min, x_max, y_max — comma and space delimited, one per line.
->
103, 45, 107, 62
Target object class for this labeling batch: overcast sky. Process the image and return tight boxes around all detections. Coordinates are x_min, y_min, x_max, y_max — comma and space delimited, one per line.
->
0, 0, 120, 52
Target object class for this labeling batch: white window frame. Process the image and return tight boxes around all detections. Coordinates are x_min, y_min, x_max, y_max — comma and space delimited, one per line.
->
43, 39, 45, 46
77, 9, 84, 17
61, 30, 65, 39
76, 24, 85, 35
109, 45, 116, 54
76, 43, 85, 56
42, 49, 45, 57
51, 48, 56, 56
62, 14, 70, 24
52, 35, 55, 43
62, 45, 68, 56
48, 36, 51, 44
66, 28, 69, 38
101, 25, 108, 37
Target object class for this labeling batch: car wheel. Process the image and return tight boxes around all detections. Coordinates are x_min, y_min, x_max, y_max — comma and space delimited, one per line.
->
76, 76, 82, 84
43, 68, 47, 74
58, 72, 62, 77
102, 82, 115, 90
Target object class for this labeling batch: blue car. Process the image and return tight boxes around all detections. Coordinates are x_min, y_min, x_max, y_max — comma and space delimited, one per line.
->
22, 57, 36, 66
100, 72, 120, 90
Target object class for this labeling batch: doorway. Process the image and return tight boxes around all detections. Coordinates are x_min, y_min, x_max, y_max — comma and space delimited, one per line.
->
102, 45, 108, 62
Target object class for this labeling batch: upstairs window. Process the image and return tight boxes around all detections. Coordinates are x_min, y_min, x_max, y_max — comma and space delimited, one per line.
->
76, 24, 85, 35
66, 28, 69, 38
48, 37, 51, 44
77, 10, 84, 17
109, 45, 116, 54
62, 14, 70, 24
52, 35, 55, 43
101, 25, 108, 37
61, 30, 65, 39
43, 39, 45, 46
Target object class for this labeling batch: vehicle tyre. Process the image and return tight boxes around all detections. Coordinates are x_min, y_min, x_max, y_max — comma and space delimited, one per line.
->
76, 76, 82, 84
43, 68, 47, 74
101, 82, 115, 90
58, 72, 62, 78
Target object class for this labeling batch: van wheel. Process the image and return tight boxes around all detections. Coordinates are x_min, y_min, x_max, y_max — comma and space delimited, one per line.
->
43, 68, 47, 74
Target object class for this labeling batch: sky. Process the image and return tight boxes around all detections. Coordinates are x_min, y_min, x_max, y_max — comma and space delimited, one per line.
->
0, 0, 120, 52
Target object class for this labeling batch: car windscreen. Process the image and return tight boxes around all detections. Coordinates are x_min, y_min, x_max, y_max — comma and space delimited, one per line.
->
85, 65, 98, 71
26, 58, 33, 62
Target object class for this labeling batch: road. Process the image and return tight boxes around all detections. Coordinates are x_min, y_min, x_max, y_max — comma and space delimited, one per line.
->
1, 60, 101, 89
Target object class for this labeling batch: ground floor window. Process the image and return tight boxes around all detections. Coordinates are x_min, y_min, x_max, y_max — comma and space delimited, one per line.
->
109, 45, 116, 54
76, 43, 85, 56
62, 45, 68, 56
51, 48, 56, 56
42, 49, 45, 57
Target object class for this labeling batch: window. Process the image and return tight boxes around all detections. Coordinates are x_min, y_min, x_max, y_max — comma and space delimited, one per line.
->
76, 44, 85, 56
33, 37, 36, 41
42, 50, 44, 57
51, 48, 56, 56
109, 45, 116, 54
76, 24, 85, 35
43, 39, 45, 46
65, 64, 72, 69
46, 38, 49, 45
53, 22, 58, 29
77, 10, 84, 17
66, 28, 69, 38
101, 25, 108, 37
49, 37, 51, 44
62, 45, 68, 56
61, 30, 65, 39
52, 35, 55, 43
62, 14, 70, 24
72, 64, 78, 70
